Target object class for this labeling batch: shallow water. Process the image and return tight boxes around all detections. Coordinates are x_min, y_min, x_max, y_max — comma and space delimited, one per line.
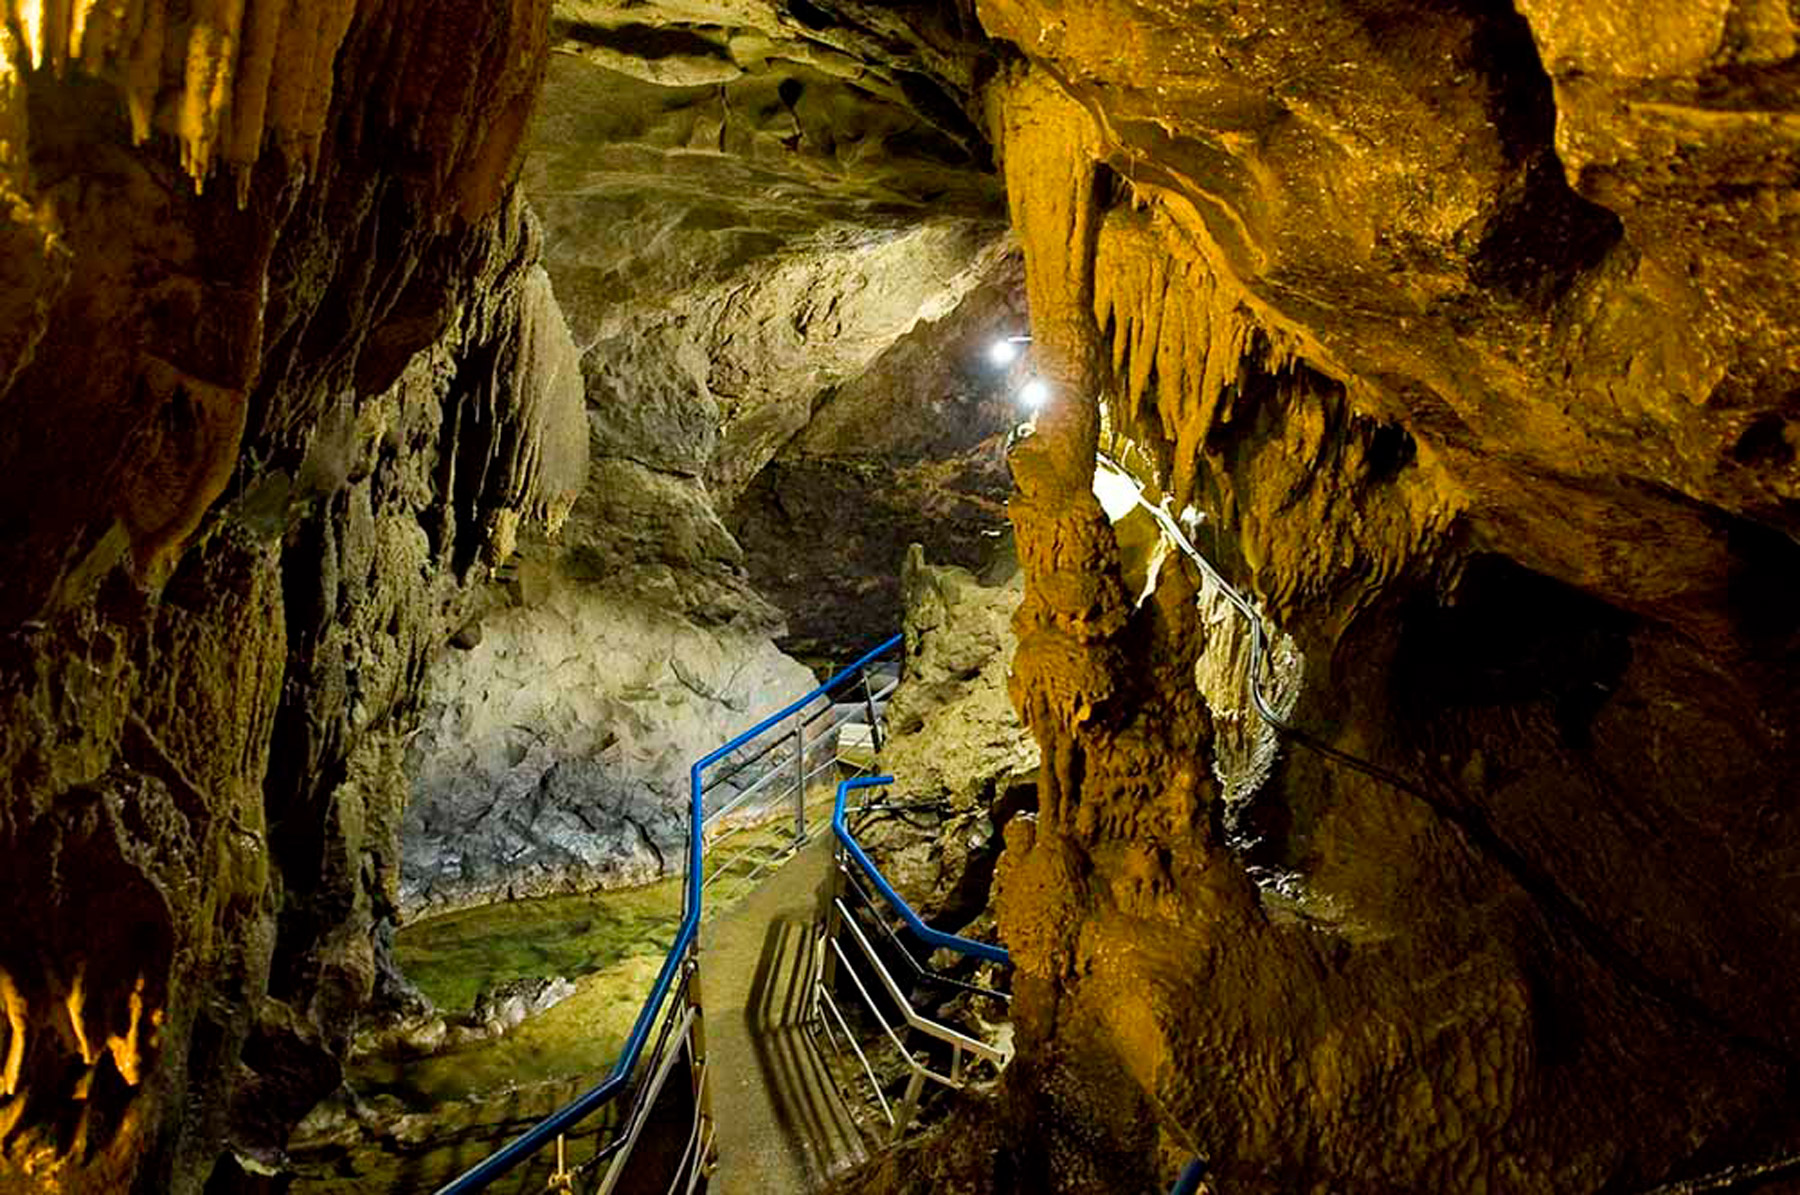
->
291, 813, 824, 1191
396, 879, 686, 1016
358, 816, 810, 1103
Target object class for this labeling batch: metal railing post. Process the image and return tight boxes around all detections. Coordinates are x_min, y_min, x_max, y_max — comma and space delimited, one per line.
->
815, 849, 844, 1021
891, 1067, 928, 1142
862, 668, 884, 753
547, 1135, 573, 1192
792, 717, 807, 844
687, 955, 717, 1181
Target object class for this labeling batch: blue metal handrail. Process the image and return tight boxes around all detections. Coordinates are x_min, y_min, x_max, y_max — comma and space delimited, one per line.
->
435, 633, 903, 1195
833, 776, 1009, 966
835, 780, 1196, 1190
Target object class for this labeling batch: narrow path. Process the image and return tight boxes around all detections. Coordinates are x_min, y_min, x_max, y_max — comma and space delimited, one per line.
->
701, 834, 867, 1195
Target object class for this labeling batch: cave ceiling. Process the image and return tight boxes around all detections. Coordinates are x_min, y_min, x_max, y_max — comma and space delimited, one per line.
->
982, 0, 1800, 651
519, 0, 1019, 651
534, 0, 1001, 335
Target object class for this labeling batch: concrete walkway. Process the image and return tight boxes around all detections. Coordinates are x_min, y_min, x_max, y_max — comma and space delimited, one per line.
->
701, 835, 867, 1195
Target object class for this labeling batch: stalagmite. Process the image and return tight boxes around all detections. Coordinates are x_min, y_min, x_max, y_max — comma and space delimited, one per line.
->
63, 965, 93, 1067
103, 977, 147, 1087
0, 970, 23, 1098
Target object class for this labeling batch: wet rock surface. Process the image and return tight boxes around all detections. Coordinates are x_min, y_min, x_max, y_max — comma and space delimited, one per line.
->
728, 260, 1025, 662
401, 585, 813, 915
0, 5, 563, 1189
853, 4, 1800, 1193
405, 756, 689, 914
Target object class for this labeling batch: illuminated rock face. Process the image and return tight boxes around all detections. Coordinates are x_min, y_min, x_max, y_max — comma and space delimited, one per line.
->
388, 1, 1020, 914
3, 2, 1797, 1192
0, 4, 566, 1191
861, 2, 1800, 1192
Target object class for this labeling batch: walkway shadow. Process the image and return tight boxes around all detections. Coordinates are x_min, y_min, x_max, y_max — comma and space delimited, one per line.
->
744, 910, 868, 1188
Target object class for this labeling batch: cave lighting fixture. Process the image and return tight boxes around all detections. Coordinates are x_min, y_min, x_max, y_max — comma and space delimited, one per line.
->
987, 334, 1032, 366
1020, 379, 1050, 409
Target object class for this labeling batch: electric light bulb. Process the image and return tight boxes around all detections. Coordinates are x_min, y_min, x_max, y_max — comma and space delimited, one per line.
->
988, 339, 1022, 367
1020, 379, 1050, 409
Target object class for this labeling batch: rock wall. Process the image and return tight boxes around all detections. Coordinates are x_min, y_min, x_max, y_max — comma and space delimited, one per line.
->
390, 0, 1028, 909
396, 218, 1018, 911
884, 544, 1036, 815
401, 576, 814, 915
867, 3, 1800, 1193
522, 0, 1021, 665
729, 257, 1026, 661
862, 543, 1037, 931
0, 5, 567, 1191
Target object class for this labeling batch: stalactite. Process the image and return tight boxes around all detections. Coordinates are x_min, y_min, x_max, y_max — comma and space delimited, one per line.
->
1092, 204, 1304, 511
267, 0, 325, 177
66, 0, 98, 62
0, 0, 538, 204
177, 0, 245, 187
298, 0, 357, 176
39, 0, 71, 71
63, 964, 93, 1066
122, 0, 160, 144
0, 25, 29, 177
228, 0, 287, 204
1001, 69, 1105, 489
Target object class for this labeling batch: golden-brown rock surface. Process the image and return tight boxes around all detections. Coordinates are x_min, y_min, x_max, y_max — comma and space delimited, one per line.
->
4, 1, 1800, 1191
860, 1, 1800, 1192
0, 4, 566, 1191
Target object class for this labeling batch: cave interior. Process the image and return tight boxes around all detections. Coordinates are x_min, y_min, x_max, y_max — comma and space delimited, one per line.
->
1, 0, 1800, 1193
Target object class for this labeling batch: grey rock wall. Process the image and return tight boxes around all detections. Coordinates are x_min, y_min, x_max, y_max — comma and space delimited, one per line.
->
401, 576, 814, 915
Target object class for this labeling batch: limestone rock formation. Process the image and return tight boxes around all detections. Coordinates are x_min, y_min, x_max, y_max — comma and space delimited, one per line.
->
858, 543, 1036, 929
729, 258, 1026, 660
531, 0, 1008, 513
532, 0, 999, 340
390, 0, 1024, 911
401, 581, 814, 914
864, 3, 1800, 1192
885, 544, 1036, 811
6, 2, 1798, 1193
0, 5, 569, 1191
524, 0, 1019, 660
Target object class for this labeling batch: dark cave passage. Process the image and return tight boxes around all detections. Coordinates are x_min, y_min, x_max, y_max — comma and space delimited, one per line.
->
4, 3, 1800, 1195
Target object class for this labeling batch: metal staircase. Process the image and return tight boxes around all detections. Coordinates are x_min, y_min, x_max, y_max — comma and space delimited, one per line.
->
435, 635, 1017, 1195
432, 632, 1199, 1195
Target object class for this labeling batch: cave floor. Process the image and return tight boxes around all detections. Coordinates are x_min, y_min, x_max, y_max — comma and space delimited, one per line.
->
701, 832, 868, 1194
